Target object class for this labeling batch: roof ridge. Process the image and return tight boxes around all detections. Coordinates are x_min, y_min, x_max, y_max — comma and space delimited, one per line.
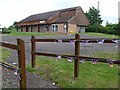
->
30, 6, 80, 16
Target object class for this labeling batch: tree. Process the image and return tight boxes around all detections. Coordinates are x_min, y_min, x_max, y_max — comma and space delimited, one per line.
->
86, 7, 103, 25
13, 21, 20, 31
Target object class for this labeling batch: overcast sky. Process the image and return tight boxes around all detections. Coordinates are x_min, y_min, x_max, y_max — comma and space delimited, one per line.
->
0, 0, 119, 27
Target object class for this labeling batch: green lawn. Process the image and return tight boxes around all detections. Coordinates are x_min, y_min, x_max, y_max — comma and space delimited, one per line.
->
27, 56, 118, 88
81, 32, 119, 38
92, 52, 119, 60
8, 32, 63, 36
0, 48, 11, 61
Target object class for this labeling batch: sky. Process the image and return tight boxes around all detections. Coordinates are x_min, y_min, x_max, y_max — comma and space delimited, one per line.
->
0, 0, 119, 27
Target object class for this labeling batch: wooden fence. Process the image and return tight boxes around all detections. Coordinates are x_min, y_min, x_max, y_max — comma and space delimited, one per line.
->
31, 34, 120, 78
0, 39, 26, 89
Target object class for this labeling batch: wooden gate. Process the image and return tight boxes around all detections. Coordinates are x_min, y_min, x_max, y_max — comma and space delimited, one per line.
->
0, 38, 26, 89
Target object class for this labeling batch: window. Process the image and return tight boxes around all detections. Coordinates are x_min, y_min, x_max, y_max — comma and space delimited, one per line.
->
52, 24, 58, 32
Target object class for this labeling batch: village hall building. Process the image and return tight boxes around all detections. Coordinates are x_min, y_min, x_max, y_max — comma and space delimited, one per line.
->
16, 6, 89, 34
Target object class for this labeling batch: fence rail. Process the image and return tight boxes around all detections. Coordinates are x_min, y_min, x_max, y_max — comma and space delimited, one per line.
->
0, 42, 19, 50
0, 39, 26, 89
33, 52, 120, 64
31, 34, 119, 78
0, 61, 20, 71
31, 38, 119, 43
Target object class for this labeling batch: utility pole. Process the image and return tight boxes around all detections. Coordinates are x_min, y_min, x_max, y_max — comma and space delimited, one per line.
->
118, 1, 120, 23
96, 1, 99, 33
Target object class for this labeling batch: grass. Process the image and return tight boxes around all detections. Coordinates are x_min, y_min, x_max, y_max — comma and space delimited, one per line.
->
8, 31, 63, 36
92, 52, 119, 60
0, 48, 11, 61
26, 56, 118, 88
81, 32, 119, 38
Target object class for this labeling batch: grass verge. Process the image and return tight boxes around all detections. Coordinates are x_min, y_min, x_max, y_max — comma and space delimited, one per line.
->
0, 48, 11, 61
26, 56, 118, 88
8, 32, 64, 36
81, 32, 119, 38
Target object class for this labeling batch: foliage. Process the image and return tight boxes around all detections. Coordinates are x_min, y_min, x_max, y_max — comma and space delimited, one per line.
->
86, 23, 120, 35
86, 7, 103, 25
2, 25, 17, 34
86, 24, 107, 33
13, 21, 20, 31
1, 21, 19, 34
85, 6, 119, 35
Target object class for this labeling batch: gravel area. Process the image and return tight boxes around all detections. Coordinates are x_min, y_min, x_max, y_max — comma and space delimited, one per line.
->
1, 50, 59, 89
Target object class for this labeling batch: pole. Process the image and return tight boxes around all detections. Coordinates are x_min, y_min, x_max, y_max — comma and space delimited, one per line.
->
74, 34, 80, 78
96, 1, 99, 33
31, 36, 36, 68
17, 38, 26, 89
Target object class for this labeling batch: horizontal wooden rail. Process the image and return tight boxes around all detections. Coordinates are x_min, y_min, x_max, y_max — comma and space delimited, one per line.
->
0, 42, 19, 50
32, 52, 120, 64
0, 61, 20, 72
31, 38, 119, 43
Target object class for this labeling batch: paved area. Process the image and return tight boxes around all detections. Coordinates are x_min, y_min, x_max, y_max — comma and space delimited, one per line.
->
2, 34, 118, 62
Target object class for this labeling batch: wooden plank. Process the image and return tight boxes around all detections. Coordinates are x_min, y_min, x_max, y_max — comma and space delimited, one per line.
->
17, 38, 26, 89
33, 52, 120, 64
35, 39, 56, 42
31, 36, 36, 68
0, 42, 19, 50
33, 38, 119, 43
0, 61, 18, 71
79, 39, 119, 43
35, 39, 74, 42
74, 34, 80, 78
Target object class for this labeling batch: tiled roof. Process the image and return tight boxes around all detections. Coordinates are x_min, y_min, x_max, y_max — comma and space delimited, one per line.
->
20, 11, 58, 22
53, 16, 73, 23
19, 6, 78, 23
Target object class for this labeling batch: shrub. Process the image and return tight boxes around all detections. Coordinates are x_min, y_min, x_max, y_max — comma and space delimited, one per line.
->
86, 24, 108, 33
2, 26, 17, 34
86, 24, 119, 35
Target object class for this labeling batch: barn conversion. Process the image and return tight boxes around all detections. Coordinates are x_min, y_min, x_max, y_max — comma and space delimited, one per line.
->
16, 6, 89, 34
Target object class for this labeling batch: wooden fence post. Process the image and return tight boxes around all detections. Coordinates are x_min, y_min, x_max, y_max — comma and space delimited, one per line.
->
74, 34, 80, 78
17, 38, 26, 89
31, 36, 36, 68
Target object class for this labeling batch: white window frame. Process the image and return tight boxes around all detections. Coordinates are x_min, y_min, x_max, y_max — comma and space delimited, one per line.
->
52, 24, 58, 32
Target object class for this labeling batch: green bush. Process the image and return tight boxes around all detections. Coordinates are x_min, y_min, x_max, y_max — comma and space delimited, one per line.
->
86, 24, 107, 33
86, 24, 98, 32
2, 26, 17, 34
86, 24, 120, 35
2, 28, 11, 34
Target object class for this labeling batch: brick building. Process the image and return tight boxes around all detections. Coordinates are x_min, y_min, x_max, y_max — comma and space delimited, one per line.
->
16, 6, 89, 34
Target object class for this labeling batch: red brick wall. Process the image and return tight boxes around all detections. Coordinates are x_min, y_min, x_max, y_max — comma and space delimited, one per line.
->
69, 7, 90, 26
